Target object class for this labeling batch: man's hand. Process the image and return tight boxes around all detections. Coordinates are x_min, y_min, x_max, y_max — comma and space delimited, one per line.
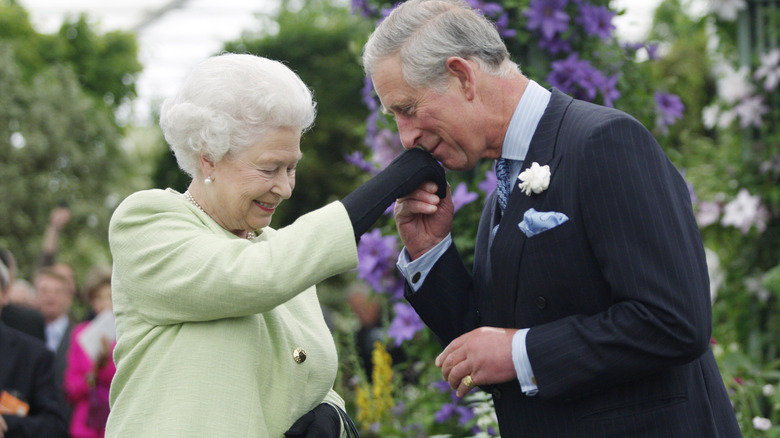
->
49, 206, 71, 231
435, 327, 518, 398
394, 182, 454, 260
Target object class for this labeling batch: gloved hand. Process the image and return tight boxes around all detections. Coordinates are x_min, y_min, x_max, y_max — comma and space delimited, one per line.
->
342, 147, 447, 239
284, 403, 341, 438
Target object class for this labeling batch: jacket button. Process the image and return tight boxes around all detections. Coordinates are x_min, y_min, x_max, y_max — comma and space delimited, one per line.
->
535, 297, 547, 309
293, 347, 307, 363
493, 388, 502, 399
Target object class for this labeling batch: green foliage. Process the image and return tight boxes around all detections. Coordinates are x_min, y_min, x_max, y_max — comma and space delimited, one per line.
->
0, 3, 141, 282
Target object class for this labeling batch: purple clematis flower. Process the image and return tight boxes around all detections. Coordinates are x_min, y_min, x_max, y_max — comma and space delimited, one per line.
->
524, 0, 570, 41
548, 54, 613, 104
478, 168, 498, 195
576, 3, 616, 40
357, 229, 400, 292
345, 151, 377, 174
387, 302, 425, 346
451, 182, 479, 212
655, 92, 685, 132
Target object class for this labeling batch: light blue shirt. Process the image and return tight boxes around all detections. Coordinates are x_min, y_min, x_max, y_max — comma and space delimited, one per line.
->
45, 314, 69, 352
397, 80, 551, 396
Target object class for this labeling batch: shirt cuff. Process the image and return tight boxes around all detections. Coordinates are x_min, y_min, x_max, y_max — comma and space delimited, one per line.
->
512, 328, 539, 396
396, 234, 452, 292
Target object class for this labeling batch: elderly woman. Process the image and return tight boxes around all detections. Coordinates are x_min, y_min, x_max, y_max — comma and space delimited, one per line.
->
106, 53, 445, 437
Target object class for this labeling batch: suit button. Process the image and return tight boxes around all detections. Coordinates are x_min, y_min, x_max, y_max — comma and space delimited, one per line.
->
493, 388, 502, 399
535, 297, 547, 309
475, 310, 481, 324
293, 347, 307, 363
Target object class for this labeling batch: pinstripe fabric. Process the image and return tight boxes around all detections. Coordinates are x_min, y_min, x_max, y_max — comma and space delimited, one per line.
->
406, 89, 742, 437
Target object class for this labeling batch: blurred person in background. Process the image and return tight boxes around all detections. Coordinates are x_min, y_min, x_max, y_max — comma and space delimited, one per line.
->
33, 267, 76, 400
64, 267, 115, 438
5, 280, 36, 309
0, 248, 45, 342
106, 53, 445, 437
0, 252, 68, 437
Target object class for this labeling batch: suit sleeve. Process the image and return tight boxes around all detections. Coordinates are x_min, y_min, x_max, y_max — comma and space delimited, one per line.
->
405, 243, 479, 346
3, 348, 68, 437
526, 115, 712, 400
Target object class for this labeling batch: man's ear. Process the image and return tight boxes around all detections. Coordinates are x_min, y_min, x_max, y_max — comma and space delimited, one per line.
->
445, 57, 476, 100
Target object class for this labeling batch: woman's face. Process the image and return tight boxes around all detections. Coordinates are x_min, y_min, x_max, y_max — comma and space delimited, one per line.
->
91, 283, 113, 315
206, 126, 302, 235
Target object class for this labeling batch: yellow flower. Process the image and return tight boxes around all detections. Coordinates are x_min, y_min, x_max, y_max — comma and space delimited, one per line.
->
356, 341, 395, 428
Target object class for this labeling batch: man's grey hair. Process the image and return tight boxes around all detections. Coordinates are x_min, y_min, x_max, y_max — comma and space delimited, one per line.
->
159, 53, 316, 179
0, 259, 9, 293
362, 0, 519, 93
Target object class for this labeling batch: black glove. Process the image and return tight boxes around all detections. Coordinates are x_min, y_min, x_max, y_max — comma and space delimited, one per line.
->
342, 147, 447, 239
284, 403, 341, 438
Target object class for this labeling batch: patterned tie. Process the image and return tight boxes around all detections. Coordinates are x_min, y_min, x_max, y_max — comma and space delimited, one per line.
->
495, 158, 511, 212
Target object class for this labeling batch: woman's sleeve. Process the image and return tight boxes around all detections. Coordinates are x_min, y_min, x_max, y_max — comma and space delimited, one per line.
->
108, 190, 358, 325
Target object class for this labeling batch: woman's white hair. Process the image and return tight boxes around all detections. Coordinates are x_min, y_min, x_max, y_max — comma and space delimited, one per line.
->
160, 53, 316, 178
362, 0, 518, 93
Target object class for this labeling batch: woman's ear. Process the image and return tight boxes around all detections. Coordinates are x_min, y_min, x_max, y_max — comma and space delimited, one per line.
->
199, 153, 216, 180
445, 57, 476, 100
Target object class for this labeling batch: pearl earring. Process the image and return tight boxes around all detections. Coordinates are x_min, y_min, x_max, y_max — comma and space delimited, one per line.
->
204, 176, 213, 185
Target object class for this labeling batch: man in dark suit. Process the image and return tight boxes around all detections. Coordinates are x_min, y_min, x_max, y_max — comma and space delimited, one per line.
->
362, 0, 742, 436
32, 267, 75, 396
0, 248, 47, 342
0, 255, 69, 437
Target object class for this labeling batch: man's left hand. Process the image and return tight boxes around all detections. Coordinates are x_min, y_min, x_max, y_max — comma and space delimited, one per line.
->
436, 327, 518, 397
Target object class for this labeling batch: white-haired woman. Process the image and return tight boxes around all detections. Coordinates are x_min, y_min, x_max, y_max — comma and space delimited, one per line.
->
106, 53, 445, 438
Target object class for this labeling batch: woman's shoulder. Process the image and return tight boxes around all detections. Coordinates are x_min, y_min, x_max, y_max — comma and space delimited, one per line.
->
113, 189, 184, 215
121, 188, 181, 206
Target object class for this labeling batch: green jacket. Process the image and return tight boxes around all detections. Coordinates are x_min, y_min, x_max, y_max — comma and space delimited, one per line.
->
106, 188, 358, 437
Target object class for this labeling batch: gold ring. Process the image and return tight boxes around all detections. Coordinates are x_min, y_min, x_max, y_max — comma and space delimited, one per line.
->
462, 375, 474, 388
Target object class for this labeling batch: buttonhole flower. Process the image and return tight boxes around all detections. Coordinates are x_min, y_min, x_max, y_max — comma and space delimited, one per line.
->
518, 162, 551, 196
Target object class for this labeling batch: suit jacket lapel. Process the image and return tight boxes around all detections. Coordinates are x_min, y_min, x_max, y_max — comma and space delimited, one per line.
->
489, 89, 572, 326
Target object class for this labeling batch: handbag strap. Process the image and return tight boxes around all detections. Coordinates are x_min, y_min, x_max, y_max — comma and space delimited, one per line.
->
333, 405, 360, 438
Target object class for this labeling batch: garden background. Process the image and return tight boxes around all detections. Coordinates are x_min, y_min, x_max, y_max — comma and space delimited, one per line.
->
0, 0, 778, 435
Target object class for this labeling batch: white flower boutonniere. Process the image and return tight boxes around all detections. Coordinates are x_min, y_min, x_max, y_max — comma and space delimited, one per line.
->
518, 162, 551, 196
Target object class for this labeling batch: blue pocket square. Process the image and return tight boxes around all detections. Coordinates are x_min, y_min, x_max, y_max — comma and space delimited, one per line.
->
518, 208, 569, 237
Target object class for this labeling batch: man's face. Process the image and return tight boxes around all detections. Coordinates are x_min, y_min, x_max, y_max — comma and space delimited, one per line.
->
35, 274, 72, 322
371, 55, 487, 171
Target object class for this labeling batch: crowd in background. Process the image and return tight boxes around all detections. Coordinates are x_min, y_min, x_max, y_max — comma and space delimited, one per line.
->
1, 205, 115, 438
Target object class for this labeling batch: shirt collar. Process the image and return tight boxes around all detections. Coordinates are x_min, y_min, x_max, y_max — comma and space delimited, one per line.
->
45, 314, 69, 350
500, 80, 552, 161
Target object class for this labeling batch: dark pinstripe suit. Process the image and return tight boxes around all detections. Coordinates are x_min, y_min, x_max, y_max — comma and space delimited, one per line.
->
406, 89, 742, 437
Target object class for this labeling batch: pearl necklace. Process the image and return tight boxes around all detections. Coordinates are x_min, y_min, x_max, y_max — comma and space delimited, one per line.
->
183, 190, 257, 240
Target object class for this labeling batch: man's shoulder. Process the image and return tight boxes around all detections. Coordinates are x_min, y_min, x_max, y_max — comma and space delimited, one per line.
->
0, 304, 46, 341
0, 322, 50, 357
